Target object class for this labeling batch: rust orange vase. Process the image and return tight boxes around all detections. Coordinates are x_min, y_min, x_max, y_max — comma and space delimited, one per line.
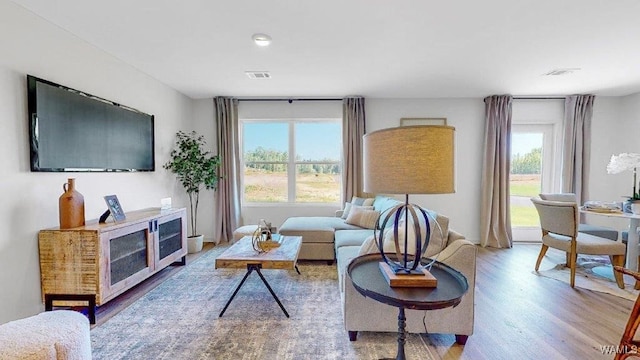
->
59, 178, 85, 229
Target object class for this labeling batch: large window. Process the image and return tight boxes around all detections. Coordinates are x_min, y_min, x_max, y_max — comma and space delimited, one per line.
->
242, 120, 342, 204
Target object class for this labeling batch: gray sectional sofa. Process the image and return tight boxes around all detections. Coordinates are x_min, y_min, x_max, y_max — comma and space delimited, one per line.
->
279, 195, 477, 344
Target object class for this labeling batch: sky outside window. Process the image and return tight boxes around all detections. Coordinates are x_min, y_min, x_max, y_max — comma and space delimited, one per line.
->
243, 121, 341, 161
511, 133, 542, 156
295, 122, 341, 161
243, 122, 288, 154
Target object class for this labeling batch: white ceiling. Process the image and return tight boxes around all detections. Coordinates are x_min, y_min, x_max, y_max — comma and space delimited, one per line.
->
10, 0, 640, 99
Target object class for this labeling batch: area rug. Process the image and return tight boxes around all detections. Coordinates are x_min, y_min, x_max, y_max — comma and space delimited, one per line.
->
91, 245, 438, 360
534, 256, 640, 301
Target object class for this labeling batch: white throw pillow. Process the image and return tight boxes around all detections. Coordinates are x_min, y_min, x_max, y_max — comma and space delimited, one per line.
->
345, 206, 380, 229
351, 196, 375, 207
341, 202, 352, 219
357, 227, 419, 256
358, 234, 379, 255
342, 204, 373, 220
397, 209, 448, 257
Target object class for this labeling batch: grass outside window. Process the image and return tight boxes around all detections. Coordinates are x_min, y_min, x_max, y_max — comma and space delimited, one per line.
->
510, 174, 541, 227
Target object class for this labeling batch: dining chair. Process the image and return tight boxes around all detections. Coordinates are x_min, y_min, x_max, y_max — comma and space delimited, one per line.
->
613, 266, 640, 359
531, 197, 626, 289
539, 193, 619, 241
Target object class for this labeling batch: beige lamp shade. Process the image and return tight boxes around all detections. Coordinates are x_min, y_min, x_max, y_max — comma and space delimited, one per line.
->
363, 125, 455, 194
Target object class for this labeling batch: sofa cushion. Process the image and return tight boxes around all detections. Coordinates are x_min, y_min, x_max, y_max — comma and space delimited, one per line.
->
279, 217, 334, 243
345, 206, 380, 229
335, 229, 375, 249
279, 217, 362, 243
336, 245, 361, 293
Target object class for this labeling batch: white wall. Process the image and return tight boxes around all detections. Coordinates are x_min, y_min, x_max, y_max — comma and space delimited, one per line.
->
0, 1, 194, 323
366, 98, 485, 240
188, 98, 217, 240
586, 95, 638, 230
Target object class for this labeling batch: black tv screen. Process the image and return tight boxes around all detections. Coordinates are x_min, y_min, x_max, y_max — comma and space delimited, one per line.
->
27, 75, 155, 172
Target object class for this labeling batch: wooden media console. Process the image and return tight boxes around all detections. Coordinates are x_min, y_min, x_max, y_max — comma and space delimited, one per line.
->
38, 208, 187, 321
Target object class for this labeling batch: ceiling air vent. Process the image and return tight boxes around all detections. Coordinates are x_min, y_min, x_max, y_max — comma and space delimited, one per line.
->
543, 68, 581, 76
245, 71, 271, 79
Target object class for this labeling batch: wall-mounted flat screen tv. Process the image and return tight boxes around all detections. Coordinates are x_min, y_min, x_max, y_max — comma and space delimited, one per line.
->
27, 75, 155, 172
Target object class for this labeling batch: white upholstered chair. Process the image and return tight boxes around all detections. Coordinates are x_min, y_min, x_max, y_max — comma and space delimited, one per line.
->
531, 197, 626, 289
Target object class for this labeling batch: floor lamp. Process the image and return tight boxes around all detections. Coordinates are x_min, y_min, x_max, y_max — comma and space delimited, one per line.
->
363, 125, 455, 280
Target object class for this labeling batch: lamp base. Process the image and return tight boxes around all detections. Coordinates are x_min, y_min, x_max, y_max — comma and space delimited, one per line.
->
379, 262, 437, 288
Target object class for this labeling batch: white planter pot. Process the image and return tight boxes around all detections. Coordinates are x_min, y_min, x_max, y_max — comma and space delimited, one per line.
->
187, 235, 204, 253
632, 203, 640, 215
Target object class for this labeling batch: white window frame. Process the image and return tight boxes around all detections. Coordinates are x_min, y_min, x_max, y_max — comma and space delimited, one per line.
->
240, 118, 342, 205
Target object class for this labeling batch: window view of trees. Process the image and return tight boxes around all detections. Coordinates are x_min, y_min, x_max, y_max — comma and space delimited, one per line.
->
244, 147, 288, 172
242, 121, 341, 203
510, 144, 543, 227
511, 147, 542, 174
245, 147, 340, 175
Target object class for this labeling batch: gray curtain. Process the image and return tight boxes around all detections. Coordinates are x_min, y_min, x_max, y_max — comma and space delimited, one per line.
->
562, 95, 595, 206
342, 97, 366, 201
480, 95, 513, 248
213, 97, 241, 243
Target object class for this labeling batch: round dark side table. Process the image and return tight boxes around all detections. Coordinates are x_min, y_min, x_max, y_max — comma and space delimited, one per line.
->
347, 253, 468, 360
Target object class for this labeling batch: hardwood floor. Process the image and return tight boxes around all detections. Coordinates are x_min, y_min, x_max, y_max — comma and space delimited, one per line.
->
429, 243, 635, 360
92, 242, 635, 359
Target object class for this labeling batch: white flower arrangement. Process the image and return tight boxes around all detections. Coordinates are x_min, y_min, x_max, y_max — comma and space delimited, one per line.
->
607, 153, 640, 174
607, 153, 640, 200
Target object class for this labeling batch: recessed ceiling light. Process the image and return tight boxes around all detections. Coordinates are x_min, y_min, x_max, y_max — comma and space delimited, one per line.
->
252, 33, 272, 47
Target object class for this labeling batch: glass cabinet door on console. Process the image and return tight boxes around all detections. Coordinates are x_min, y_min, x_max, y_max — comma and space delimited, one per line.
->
100, 221, 154, 303
155, 211, 188, 269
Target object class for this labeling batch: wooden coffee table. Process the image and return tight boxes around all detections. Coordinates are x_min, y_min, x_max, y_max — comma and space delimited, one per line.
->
215, 235, 302, 318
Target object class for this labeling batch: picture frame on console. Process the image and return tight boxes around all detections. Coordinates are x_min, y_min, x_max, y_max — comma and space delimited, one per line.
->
104, 195, 126, 222
400, 117, 447, 126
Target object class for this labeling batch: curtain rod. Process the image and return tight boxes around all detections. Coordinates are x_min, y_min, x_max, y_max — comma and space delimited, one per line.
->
237, 98, 343, 103
238, 96, 565, 101
513, 96, 565, 100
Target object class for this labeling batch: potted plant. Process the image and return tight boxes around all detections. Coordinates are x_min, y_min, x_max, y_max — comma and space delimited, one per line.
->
164, 130, 220, 253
